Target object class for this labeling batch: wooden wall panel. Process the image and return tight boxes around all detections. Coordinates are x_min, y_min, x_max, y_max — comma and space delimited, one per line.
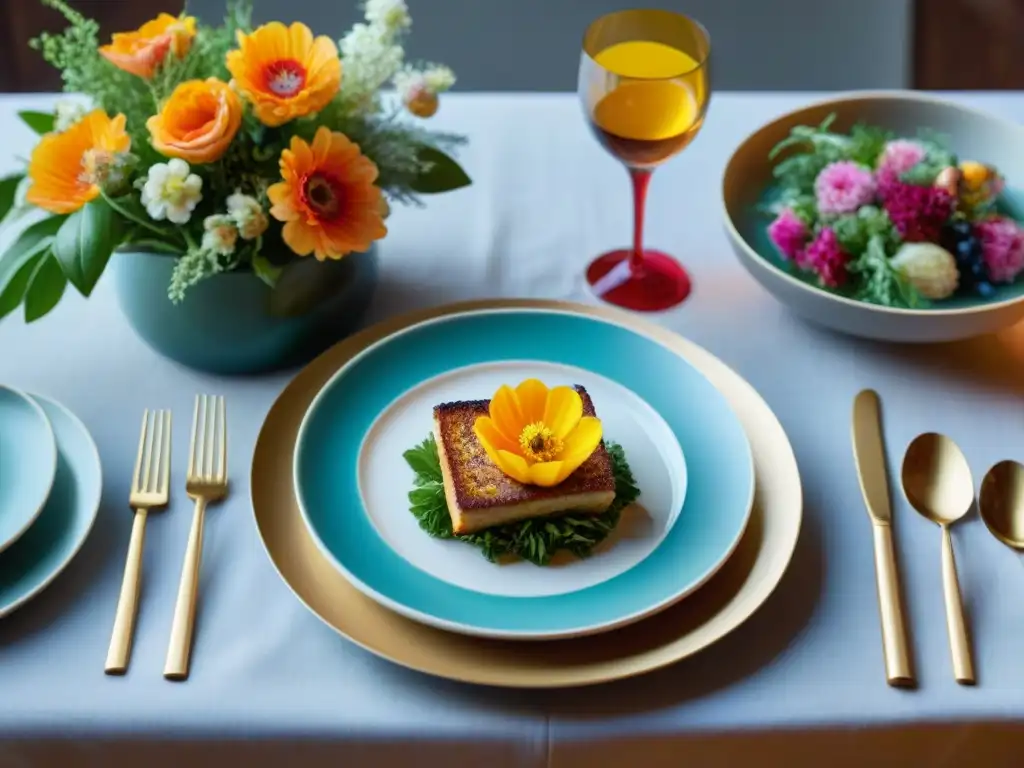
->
915, 0, 1024, 88
0, 0, 174, 92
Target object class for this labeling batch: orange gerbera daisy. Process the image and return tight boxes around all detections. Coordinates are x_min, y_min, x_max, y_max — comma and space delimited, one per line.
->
26, 109, 131, 215
267, 126, 387, 261
226, 22, 341, 127
100, 13, 197, 80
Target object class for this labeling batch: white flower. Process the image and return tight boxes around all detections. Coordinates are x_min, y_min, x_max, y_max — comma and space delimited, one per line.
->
423, 65, 456, 93
202, 214, 239, 257
339, 22, 404, 112
54, 99, 87, 132
891, 242, 959, 300
140, 159, 203, 225
394, 65, 455, 97
364, 0, 410, 37
226, 191, 269, 240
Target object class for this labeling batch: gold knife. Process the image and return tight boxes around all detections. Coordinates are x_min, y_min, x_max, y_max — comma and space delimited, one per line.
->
852, 389, 915, 688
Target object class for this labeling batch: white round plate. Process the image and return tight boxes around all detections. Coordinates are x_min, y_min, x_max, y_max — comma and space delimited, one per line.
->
359, 360, 687, 598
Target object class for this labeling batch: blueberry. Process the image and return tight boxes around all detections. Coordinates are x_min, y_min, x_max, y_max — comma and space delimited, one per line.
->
970, 261, 988, 279
976, 281, 995, 298
956, 239, 976, 258
951, 220, 973, 236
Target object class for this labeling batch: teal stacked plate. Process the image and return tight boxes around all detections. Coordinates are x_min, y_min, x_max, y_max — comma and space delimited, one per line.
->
0, 385, 57, 554
294, 307, 755, 640
0, 392, 102, 617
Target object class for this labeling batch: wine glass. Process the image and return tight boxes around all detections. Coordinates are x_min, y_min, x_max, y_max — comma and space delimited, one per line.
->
578, 9, 711, 311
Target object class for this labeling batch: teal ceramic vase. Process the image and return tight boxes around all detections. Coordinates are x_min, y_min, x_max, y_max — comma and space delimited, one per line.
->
110, 246, 378, 375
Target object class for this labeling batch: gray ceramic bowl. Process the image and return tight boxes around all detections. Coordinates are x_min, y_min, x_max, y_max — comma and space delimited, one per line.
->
722, 91, 1024, 342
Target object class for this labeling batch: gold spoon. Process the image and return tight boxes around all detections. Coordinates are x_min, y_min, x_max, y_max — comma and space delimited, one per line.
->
901, 432, 976, 686
979, 460, 1024, 555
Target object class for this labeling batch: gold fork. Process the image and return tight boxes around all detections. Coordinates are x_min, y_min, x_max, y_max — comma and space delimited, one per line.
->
105, 409, 172, 675
164, 394, 227, 681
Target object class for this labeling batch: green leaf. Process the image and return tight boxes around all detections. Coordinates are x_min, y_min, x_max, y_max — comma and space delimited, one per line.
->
0, 174, 25, 223
0, 215, 66, 318
0, 251, 46, 321
23, 251, 67, 322
409, 146, 472, 194
18, 110, 55, 135
53, 199, 124, 296
252, 253, 283, 287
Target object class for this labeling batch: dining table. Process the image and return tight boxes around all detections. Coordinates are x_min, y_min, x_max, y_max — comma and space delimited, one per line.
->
2, 89, 1024, 767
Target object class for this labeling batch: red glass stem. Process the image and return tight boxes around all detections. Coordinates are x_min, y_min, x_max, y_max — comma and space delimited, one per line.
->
629, 168, 652, 273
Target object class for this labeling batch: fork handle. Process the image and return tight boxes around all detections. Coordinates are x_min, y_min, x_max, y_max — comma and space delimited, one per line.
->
105, 508, 148, 675
164, 496, 207, 680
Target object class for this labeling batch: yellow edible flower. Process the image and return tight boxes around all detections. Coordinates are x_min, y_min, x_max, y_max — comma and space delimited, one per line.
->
473, 379, 603, 487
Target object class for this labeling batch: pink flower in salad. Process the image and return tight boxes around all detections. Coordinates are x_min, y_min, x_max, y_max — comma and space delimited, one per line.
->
882, 181, 954, 243
767, 208, 809, 261
799, 226, 850, 288
975, 217, 1024, 283
876, 139, 927, 188
814, 160, 877, 215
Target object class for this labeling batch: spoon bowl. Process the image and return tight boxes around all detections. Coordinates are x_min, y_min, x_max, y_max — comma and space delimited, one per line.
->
901, 432, 974, 526
979, 459, 1024, 550
900, 431, 976, 686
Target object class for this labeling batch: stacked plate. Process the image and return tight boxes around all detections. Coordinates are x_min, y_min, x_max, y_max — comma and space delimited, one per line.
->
0, 386, 102, 618
251, 299, 803, 687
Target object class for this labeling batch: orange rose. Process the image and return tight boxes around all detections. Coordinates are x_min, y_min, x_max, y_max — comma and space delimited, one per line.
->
100, 13, 197, 80
147, 78, 242, 164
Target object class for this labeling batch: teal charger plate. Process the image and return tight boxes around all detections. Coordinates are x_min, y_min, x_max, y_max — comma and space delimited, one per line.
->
0, 394, 101, 617
0, 385, 57, 554
294, 307, 755, 639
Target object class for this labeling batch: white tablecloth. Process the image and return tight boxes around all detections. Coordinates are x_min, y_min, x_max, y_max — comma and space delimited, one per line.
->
3, 92, 1024, 767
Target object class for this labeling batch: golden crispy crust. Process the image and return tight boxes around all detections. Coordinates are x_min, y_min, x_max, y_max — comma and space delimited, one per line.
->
433, 386, 616, 534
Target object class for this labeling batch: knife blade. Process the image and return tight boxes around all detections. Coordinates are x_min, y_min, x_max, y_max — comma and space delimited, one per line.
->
851, 389, 915, 688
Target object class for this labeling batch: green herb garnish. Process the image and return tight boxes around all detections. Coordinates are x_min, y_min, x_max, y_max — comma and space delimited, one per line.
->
402, 435, 640, 566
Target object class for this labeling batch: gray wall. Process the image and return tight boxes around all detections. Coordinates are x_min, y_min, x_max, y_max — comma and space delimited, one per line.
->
189, 0, 912, 91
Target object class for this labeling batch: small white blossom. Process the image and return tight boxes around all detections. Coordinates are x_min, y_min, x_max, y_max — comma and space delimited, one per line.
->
423, 65, 456, 93
202, 214, 238, 257
364, 0, 411, 37
141, 159, 203, 225
54, 99, 87, 132
226, 191, 269, 240
339, 22, 404, 113
394, 64, 456, 98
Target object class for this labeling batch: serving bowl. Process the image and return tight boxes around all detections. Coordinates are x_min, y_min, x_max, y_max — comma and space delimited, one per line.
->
722, 91, 1024, 343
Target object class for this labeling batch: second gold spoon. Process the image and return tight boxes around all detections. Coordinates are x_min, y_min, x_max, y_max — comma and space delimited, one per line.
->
901, 432, 976, 686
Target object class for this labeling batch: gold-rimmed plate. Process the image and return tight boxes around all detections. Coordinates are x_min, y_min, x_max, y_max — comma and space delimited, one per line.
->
251, 299, 802, 687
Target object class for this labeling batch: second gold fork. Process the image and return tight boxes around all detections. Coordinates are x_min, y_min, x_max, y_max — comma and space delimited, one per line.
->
164, 394, 228, 681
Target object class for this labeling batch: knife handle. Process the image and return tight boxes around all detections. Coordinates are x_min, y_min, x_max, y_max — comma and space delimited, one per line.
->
872, 522, 915, 687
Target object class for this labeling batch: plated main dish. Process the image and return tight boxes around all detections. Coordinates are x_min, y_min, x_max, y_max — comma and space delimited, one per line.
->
763, 113, 1024, 308
403, 377, 640, 566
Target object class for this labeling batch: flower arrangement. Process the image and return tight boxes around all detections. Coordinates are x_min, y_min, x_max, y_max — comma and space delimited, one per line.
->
0, 0, 469, 323
763, 113, 1024, 308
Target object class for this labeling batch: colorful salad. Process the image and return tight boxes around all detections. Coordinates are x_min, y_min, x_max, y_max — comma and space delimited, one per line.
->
763, 113, 1024, 308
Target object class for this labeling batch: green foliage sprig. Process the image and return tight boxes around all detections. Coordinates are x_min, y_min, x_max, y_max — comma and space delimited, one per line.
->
402, 435, 640, 566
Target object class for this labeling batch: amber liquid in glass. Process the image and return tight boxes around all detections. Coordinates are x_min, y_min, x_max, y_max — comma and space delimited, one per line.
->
588, 41, 704, 167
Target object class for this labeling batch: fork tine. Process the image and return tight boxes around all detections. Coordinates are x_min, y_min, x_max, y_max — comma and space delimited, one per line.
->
159, 411, 172, 493
141, 410, 156, 493
132, 409, 149, 494
204, 395, 216, 481
216, 396, 227, 483
149, 409, 164, 493
190, 395, 202, 480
